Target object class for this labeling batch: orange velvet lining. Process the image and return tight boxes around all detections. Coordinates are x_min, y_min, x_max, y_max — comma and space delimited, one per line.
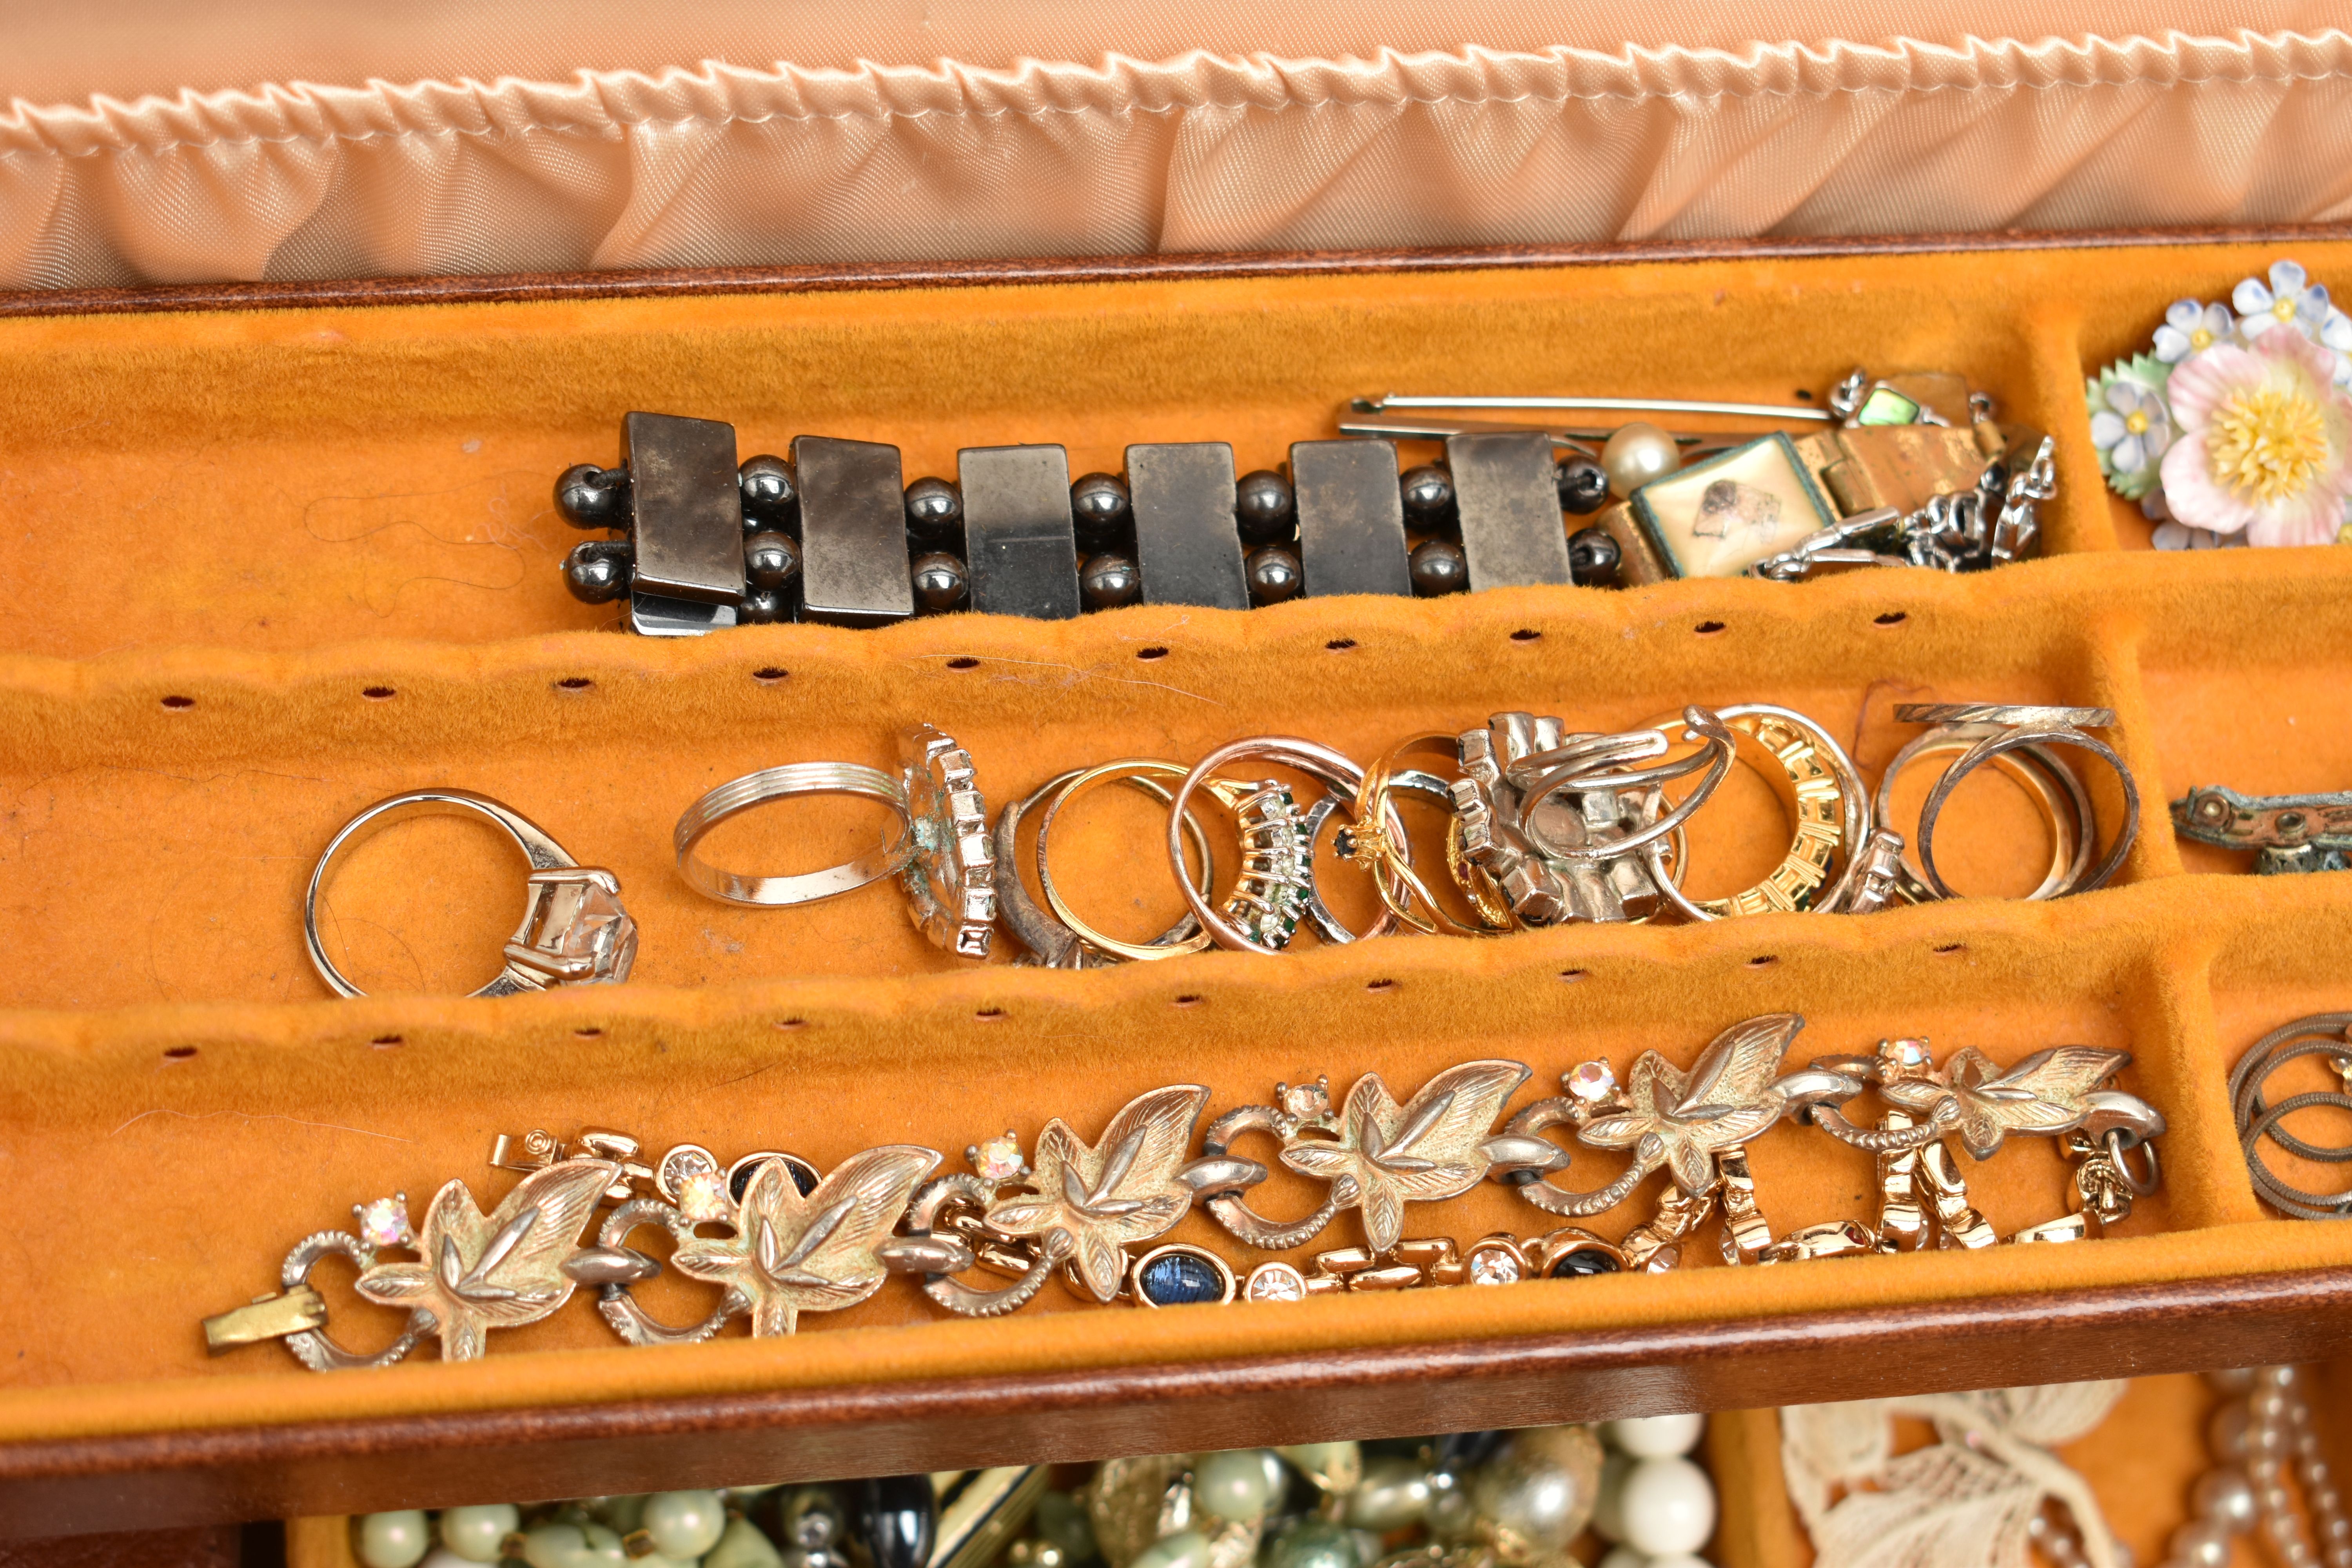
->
0, 241, 2348, 1458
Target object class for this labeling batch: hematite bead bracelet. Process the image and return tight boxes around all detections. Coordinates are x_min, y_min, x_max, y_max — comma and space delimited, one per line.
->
203, 1014, 2161, 1369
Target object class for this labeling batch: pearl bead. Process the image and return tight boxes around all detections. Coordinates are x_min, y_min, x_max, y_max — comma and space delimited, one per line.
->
2318, 1489, 2346, 1519
1605, 1413, 1706, 1458
1261, 1518, 1360, 1568
2208, 1367, 2257, 1395
1600, 424, 1681, 497
441, 1505, 521, 1564
1597, 1550, 1646, 1568
644, 1491, 728, 1561
1195, 1449, 1278, 1523
1470, 1426, 1604, 1562
1619, 1457, 1716, 1557
1590, 1452, 1631, 1542
358, 1512, 434, 1568
1344, 1455, 1433, 1531
2170, 1519, 2232, 1568
2310, 1459, 2336, 1489
419, 1551, 475, 1568
1130, 1531, 1211, 1568
523, 1524, 589, 1568
1647, 1557, 1713, 1568
2211, 1404, 2252, 1463
595, 1499, 648, 1535
706, 1518, 786, 1568
2194, 1467, 2258, 1532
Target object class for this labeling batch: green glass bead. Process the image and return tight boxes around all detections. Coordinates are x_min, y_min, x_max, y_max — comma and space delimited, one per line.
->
357, 1512, 432, 1568
1262, 1518, 1360, 1568
1129, 1532, 1209, 1568
578, 1524, 629, 1568
1341, 1457, 1430, 1532
439, 1505, 519, 1564
645, 1492, 728, 1561
1035, 1492, 1098, 1564
1194, 1450, 1278, 1523
705, 1518, 786, 1568
522, 1523, 590, 1568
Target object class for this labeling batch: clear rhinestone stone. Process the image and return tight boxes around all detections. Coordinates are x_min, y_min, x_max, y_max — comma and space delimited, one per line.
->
1884, 1038, 1933, 1072
678, 1169, 732, 1223
972, 1134, 1025, 1181
1566, 1061, 1619, 1103
1245, 1263, 1308, 1302
1467, 1245, 1524, 1286
358, 1196, 410, 1249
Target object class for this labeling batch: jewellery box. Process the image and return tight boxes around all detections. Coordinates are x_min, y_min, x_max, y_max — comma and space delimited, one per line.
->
2, 2, 2352, 1544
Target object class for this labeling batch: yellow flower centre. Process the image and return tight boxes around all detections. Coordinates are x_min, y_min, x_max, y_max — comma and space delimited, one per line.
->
2274, 298, 2300, 323
2191, 327, 2214, 350
2125, 410, 2149, 435
2207, 383, 2330, 505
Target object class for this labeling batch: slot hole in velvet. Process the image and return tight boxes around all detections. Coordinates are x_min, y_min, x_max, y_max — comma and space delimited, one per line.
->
752, 667, 789, 684
1935, 943, 1967, 956
1509, 630, 1541, 643
975, 1007, 1006, 1022
554, 677, 594, 693
371, 1035, 403, 1048
1558, 969, 1588, 983
1173, 995, 1204, 1008
161, 695, 195, 710
1136, 646, 1170, 661
163, 1045, 197, 1061
1326, 639, 1357, 652
1365, 979, 1396, 993
946, 657, 981, 671
1695, 621, 1726, 636
774, 1018, 808, 1031
1747, 955, 1779, 968
1874, 612, 1909, 627
573, 1027, 602, 1039
361, 686, 396, 701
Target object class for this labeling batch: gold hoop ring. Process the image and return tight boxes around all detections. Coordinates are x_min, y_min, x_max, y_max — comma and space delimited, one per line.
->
1038, 760, 1220, 962
1635, 704, 1869, 919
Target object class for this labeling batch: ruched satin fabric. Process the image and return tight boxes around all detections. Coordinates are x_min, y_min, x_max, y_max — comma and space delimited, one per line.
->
1, 16, 2348, 288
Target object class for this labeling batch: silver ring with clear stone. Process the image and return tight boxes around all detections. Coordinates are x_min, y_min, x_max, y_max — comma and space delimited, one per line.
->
305, 788, 638, 998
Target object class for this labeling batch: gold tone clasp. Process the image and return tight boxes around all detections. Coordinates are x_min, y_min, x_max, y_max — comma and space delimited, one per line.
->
202, 1286, 328, 1355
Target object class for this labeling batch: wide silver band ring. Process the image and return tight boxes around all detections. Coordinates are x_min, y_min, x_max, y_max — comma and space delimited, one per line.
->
674, 763, 913, 907
307, 789, 633, 999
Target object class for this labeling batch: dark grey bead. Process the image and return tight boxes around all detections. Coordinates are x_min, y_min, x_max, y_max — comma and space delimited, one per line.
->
1070, 471, 1133, 554
1080, 552, 1142, 610
1246, 545, 1303, 605
555, 463, 629, 530
1409, 538, 1469, 597
853, 1477, 935, 1568
1400, 464, 1455, 525
739, 455, 799, 530
1555, 455, 1610, 515
562, 540, 633, 603
904, 477, 964, 546
911, 550, 969, 612
739, 587, 788, 624
1568, 524, 1622, 586
1235, 468, 1296, 545
744, 529, 801, 591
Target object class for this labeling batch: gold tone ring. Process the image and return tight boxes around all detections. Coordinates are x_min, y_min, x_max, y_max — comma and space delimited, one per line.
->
1636, 704, 1867, 918
1037, 759, 1219, 962
1871, 737, 2085, 904
1355, 734, 1514, 936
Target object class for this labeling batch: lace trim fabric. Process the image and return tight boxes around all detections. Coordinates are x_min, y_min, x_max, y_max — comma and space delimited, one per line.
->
1, 33, 2348, 288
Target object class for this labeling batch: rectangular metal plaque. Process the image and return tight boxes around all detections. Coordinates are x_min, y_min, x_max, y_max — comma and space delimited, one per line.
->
795, 435, 915, 627
959, 444, 1081, 620
1126, 442, 1247, 610
1290, 439, 1410, 597
622, 411, 744, 606
1446, 430, 1572, 588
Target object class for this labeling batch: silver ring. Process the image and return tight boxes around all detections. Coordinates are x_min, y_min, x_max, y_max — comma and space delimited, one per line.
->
674, 763, 913, 907
306, 789, 637, 999
1885, 706, 2137, 900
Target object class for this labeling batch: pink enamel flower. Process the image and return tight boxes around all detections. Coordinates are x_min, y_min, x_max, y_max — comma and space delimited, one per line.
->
2159, 326, 2352, 546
